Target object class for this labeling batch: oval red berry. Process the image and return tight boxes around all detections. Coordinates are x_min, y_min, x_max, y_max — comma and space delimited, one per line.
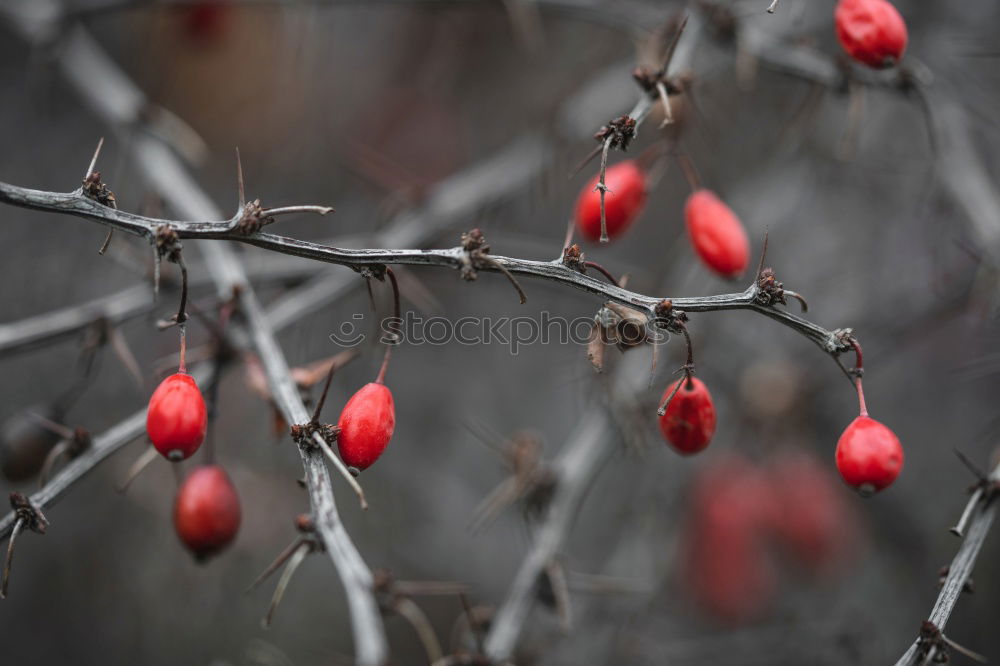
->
574, 160, 648, 243
835, 0, 908, 69
174, 465, 241, 559
658, 377, 717, 455
684, 189, 750, 279
835, 415, 903, 493
147, 372, 207, 461
337, 383, 396, 471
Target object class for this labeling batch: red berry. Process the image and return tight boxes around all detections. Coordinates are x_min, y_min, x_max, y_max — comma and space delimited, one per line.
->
835, 416, 903, 493
181, 2, 231, 45
682, 456, 775, 622
658, 377, 717, 455
147, 373, 207, 461
174, 465, 241, 559
835, 0, 908, 69
573, 160, 648, 243
766, 452, 859, 575
684, 189, 750, 279
337, 383, 395, 471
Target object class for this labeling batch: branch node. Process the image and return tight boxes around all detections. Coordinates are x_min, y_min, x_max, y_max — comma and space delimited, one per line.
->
9, 492, 48, 534
236, 199, 274, 235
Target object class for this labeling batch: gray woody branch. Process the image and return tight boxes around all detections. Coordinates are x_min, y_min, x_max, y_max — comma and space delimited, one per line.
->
0, 179, 846, 361
1, 4, 389, 663
894, 461, 1000, 666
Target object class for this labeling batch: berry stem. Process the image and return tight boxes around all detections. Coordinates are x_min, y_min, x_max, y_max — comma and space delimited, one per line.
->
375, 268, 401, 385
677, 152, 701, 192
38, 441, 69, 488
583, 261, 619, 285
175, 254, 189, 327
849, 338, 868, 417
178, 323, 188, 374
656, 323, 695, 415
596, 137, 613, 244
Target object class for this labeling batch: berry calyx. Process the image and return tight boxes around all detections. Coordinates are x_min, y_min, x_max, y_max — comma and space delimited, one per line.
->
573, 160, 648, 243
834, 0, 908, 69
684, 189, 750, 279
174, 465, 241, 560
146, 372, 207, 461
658, 376, 717, 455
337, 382, 396, 471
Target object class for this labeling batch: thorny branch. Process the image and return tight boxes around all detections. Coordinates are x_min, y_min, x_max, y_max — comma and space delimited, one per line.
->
0, 5, 388, 663
0, 2, 941, 664
893, 460, 1000, 666
0, 180, 850, 363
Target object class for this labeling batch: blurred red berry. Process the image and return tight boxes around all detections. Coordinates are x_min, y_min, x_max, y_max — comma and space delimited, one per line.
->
174, 465, 241, 560
766, 451, 859, 575
684, 189, 750, 279
181, 2, 231, 45
835, 0, 908, 68
682, 456, 776, 622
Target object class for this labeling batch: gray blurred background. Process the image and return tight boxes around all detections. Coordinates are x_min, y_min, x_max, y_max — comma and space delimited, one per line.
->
1, 1, 999, 664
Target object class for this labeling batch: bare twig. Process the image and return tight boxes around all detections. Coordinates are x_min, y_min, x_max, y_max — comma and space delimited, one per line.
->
893, 460, 1000, 666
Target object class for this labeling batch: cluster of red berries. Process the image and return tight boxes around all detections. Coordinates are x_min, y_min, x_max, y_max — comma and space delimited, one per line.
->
654, 345, 904, 496
681, 451, 861, 622
147, 367, 397, 558
146, 371, 241, 559
573, 161, 750, 279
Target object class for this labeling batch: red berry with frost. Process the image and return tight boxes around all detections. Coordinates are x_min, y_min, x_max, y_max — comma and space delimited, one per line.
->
658, 377, 717, 455
147, 373, 207, 461
174, 465, 241, 559
337, 382, 395, 471
574, 160, 648, 243
684, 189, 750, 279
835, 0, 908, 69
